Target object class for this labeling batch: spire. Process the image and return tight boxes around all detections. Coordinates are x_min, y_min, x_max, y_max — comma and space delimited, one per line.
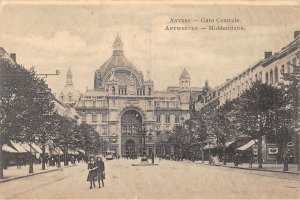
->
146, 70, 151, 80
113, 34, 123, 55
145, 70, 153, 85
66, 68, 73, 87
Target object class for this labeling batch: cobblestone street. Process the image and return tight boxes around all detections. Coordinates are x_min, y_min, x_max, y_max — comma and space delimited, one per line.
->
0, 159, 298, 199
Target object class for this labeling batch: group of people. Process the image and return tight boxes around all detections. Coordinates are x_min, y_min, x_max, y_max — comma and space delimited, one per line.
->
87, 156, 105, 189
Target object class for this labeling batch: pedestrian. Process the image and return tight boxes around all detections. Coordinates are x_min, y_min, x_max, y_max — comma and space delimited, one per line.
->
96, 156, 105, 188
234, 152, 239, 166
248, 150, 253, 168
151, 153, 154, 164
87, 156, 97, 189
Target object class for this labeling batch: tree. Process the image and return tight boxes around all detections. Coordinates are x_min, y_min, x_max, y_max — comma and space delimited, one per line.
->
0, 59, 54, 174
236, 81, 286, 168
206, 100, 240, 165
276, 65, 300, 170
169, 125, 189, 160
74, 122, 100, 155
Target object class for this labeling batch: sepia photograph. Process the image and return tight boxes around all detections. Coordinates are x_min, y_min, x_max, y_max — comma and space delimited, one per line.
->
0, 0, 299, 199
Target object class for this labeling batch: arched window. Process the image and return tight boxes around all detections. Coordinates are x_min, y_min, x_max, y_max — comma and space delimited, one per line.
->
281, 65, 285, 75
148, 88, 151, 95
274, 66, 278, 83
265, 72, 269, 85
112, 86, 115, 95
270, 69, 273, 84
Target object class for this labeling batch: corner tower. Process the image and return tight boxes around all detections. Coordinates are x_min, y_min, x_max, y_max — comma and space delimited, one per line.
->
179, 68, 191, 90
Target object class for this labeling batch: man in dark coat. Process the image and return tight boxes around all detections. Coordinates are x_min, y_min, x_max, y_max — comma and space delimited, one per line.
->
96, 156, 105, 188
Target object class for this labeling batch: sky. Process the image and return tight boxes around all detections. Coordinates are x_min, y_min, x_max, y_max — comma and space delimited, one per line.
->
0, 2, 299, 94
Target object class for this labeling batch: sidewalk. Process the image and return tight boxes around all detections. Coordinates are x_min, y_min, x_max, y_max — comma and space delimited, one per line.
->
0, 162, 76, 183
195, 160, 299, 175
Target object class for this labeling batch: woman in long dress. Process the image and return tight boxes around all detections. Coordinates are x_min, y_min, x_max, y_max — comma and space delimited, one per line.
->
87, 156, 97, 189
96, 156, 105, 188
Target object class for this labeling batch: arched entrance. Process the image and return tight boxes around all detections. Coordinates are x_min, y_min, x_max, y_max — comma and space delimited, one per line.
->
125, 140, 135, 155
121, 109, 143, 156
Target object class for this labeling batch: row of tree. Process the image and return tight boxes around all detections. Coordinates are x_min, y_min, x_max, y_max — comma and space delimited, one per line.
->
167, 72, 298, 170
0, 59, 102, 178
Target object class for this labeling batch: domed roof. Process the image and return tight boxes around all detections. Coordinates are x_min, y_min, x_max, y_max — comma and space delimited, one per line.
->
60, 86, 81, 96
180, 68, 191, 80
98, 35, 141, 78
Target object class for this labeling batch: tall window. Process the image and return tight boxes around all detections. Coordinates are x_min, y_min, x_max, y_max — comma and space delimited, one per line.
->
265, 72, 269, 85
165, 115, 170, 124
292, 58, 297, 73
122, 126, 126, 134
155, 101, 160, 107
270, 69, 273, 84
259, 72, 262, 81
175, 115, 180, 123
166, 102, 169, 108
287, 61, 291, 73
281, 65, 285, 75
156, 115, 161, 123
92, 114, 97, 122
92, 101, 96, 107
274, 66, 278, 83
102, 126, 107, 135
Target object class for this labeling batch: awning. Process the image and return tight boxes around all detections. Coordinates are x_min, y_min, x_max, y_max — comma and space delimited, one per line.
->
32, 143, 42, 153
77, 149, 85, 154
237, 139, 258, 151
21, 143, 38, 153
2, 144, 18, 153
225, 141, 235, 147
10, 141, 27, 153
51, 148, 59, 155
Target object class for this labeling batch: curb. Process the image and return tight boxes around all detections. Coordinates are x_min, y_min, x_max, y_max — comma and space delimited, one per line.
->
0, 164, 77, 184
195, 161, 299, 175
222, 165, 300, 175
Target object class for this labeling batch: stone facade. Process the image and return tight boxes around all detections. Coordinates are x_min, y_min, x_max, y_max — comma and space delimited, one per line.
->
74, 35, 204, 157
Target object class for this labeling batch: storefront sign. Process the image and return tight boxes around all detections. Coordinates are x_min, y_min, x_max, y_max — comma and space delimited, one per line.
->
268, 148, 278, 155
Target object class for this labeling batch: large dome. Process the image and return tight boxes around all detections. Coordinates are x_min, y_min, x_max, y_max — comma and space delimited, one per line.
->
94, 35, 144, 89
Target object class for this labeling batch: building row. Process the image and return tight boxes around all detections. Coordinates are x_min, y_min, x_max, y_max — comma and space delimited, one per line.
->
197, 31, 300, 113
196, 31, 300, 163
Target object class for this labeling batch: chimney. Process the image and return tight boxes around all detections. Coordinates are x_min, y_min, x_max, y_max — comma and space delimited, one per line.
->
205, 80, 209, 88
294, 31, 300, 39
10, 53, 16, 63
264, 51, 272, 59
